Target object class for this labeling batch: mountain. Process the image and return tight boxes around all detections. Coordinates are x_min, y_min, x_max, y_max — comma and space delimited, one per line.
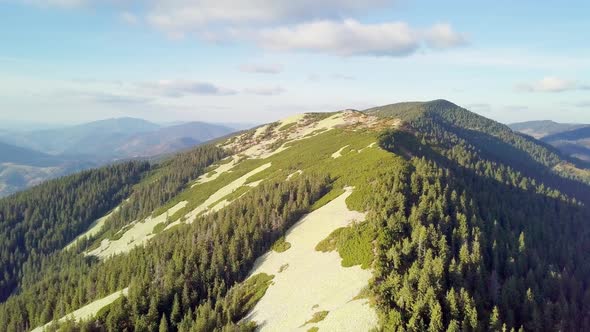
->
0, 118, 235, 160
0, 119, 235, 197
1, 100, 590, 331
540, 126, 590, 161
115, 122, 235, 158
0, 141, 93, 197
510, 121, 590, 161
508, 120, 586, 139
0, 141, 62, 167
0, 117, 161, 158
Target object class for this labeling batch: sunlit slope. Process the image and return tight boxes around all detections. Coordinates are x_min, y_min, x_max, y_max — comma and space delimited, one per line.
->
28, 110, 400, 331
244, 188, 378, 331
9, 100, 590, 332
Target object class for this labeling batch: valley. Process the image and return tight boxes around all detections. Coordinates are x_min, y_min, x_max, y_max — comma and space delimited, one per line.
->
0, 119, 235, 197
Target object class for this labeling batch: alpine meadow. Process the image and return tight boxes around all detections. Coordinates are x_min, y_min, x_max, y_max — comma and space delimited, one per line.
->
2, 1, 590, 332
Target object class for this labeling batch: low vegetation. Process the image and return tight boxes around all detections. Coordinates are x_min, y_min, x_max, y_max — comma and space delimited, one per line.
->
304, 310, 329, 325
271, 236, 291, 253
315, 222, 375, 269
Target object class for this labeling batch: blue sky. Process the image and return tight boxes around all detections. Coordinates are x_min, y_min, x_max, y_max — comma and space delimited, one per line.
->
1, 0, 589, 126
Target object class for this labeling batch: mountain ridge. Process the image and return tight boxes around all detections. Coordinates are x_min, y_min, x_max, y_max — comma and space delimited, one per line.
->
1, 100, 590, 331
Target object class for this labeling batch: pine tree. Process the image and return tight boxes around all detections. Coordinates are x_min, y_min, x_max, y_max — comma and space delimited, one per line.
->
159, 313, 169, 332
489, 306, 501, 331
171, 293, 181, 327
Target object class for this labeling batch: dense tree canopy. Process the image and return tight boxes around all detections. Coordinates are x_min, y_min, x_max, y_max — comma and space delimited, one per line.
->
0, 161, 149, 301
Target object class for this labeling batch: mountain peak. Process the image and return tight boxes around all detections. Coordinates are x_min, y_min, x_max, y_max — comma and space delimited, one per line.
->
363, 99, 464, 121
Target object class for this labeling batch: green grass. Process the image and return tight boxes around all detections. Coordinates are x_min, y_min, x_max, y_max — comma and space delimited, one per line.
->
229, 273, 275, 318
305, 112, 337, 122
152, 222, 166, 234
278, 122, 297, 132
303, 311, 329, 326
352, 286, 372, 301
162, 158, 270, 221
271, 236, 291, 253
311, 187, 344, 211
108, 224, 133, 241
278, 264, 289, 273
315, 222, 376, 269
158, 127, 404, 225
207, 185, 251, 209
307, 327, 319, 332
115, 122, 410, 258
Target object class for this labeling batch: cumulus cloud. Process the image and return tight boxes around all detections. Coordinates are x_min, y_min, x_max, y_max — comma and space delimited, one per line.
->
21, 0, 468, 57
240, 63, 283, 74
139, 80, 237, 97
251, 19, 466, 56
516, 77, 589, 93
424, 23, 468, 49
244, 86, 285, 95
254, 19, 418, 56
144, 0, 389, 29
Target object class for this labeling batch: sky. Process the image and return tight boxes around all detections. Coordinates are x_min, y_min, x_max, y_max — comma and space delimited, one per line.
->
0, 0, 589, 126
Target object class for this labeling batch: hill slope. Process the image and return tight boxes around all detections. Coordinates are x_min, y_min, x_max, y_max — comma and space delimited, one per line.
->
510, 121, 590, 162
0, 142, 61, 167
1, 101, 590, 332
0, 118, 161, 157
115, 121, 235, 157
509, 120, 587, 139
541, 127, 590, 161
0, 141, 94, 197
0, 119, 235, 197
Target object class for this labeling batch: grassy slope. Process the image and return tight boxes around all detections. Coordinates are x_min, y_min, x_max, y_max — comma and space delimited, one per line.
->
151, 127, 400, 230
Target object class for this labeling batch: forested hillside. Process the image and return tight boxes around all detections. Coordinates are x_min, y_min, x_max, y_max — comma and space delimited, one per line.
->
0, 162, 151, 301
1, 101, 590, 332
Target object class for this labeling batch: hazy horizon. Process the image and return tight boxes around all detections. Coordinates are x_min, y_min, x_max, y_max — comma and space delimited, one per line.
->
1, 1, 589, 125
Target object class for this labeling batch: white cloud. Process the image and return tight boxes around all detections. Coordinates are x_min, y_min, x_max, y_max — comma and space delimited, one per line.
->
23, 0, 87, 7
120, 12, 139, 25
144, 0, 389, 29
516, 77, 588, 93
18, 0, 467, 57
240, 63, 283, 74
254, 19, 418, 56
424, 23, 468, 49
138, 80, 237, 97
244, 86, 285, 96
251, 19, 466, 56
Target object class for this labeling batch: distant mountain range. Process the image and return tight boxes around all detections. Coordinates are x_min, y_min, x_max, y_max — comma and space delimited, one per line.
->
0, 118, 237, 196
509, 120, 590, 162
